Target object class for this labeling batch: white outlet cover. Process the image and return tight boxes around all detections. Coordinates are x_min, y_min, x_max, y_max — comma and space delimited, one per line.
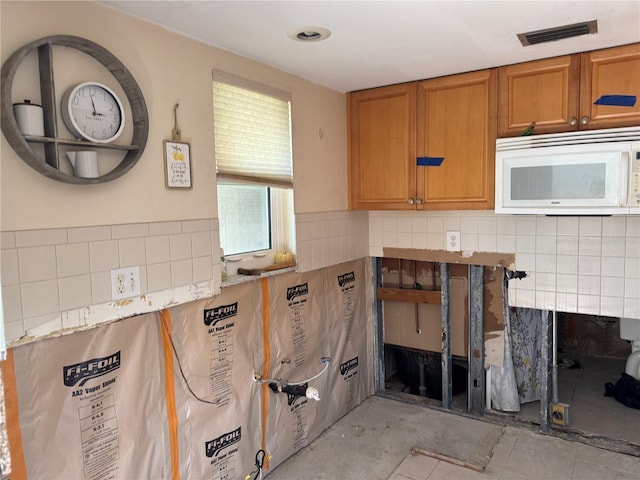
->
111, 266, 141, 300
446, 231, 461, 252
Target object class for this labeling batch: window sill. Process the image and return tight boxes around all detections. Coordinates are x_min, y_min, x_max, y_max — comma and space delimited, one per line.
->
221, 264, 297, 288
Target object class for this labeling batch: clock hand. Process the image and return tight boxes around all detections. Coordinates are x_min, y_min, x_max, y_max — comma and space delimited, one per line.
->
89, 98, 106, 116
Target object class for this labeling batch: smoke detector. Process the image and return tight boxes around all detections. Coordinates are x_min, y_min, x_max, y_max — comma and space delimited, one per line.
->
517, 20, 597, 46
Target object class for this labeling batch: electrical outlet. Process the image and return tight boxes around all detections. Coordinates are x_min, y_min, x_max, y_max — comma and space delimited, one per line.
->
111, 266, 141, 300
446, 231, 461, 252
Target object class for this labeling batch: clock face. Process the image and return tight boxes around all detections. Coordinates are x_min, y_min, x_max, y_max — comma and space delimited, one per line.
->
62, 82, 125, 143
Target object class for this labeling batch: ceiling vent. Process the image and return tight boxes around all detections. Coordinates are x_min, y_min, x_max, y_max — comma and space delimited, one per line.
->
517, 20, 597, 46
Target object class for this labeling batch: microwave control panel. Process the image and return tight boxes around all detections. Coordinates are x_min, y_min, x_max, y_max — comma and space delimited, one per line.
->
632, 151, 640, 206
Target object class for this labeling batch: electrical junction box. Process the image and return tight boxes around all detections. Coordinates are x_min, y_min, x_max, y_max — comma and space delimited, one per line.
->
551, 402, 570, 427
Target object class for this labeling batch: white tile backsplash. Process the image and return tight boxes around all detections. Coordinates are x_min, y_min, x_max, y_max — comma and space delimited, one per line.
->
2, 217, 224, 343
516, 216, 536, 235
19, 246, 57, 282
1, 249, 20, 286
579, 236, 602, 256
118, 237, 146, 267
478, 216, 497, 234
536, 216, 557, 236
600, 256, 626, 278
579, 217, 602, 236
627, 217, 640, 237
428, 216, 444, 233
557, 217, 579, 235
16, 228, 67, 247
89, 240, 119, 272
21, 279, 59, 319
56, 243, 90, 278
497, 216, 516, 235
602, 216, 627, 236
68, 226, 111, 243
460, 216, 478, 234
601, 276, 624, 297
516, 235, 536, 253
578, 256, 601, 276
411, 216, 427, 233
58, 274, 92, 311
368, 211, 640, 320
601, 237, 626, 257
111, 223, 149, 239
556, 236, 578, 255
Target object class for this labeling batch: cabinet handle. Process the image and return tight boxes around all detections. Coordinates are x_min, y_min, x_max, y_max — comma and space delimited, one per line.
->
581, 116, 590, 125
408, 198, 415, 205
569, 117, 577, 126
416, 198, 423, 205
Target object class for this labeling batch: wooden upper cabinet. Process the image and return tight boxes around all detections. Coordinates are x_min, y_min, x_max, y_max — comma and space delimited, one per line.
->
580, 43, 640, 130
498, 55, 580, 137
348, 82, 417, 210
498, 43, 640, 137
417, 69, 497, 210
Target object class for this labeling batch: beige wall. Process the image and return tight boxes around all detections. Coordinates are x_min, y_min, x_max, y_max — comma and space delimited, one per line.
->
0, 1, 348, 231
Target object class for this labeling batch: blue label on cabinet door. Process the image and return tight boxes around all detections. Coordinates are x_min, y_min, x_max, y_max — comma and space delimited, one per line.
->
594, 95, 636, 107
416, 157, 444, 166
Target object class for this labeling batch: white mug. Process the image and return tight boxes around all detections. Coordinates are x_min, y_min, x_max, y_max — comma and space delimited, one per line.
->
67, 151, 99, 178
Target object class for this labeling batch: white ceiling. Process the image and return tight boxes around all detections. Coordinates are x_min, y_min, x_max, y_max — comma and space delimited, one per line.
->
99, 1, 640, 93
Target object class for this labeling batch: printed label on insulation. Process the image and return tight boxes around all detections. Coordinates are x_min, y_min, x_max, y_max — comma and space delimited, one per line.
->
206, 310, 236, 407
68, 366, 121, 480
290, 399, 309, 452
204, 302, 238, 327
338, 272, 356, 340
341, 356, 359, 411
287, 283, 309, 367
63, 352, 121, 387
205, 427, 241, 478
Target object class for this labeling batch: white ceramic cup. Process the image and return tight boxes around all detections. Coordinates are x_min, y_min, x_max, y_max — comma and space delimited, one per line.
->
13, 100, 45, 136
73, 151, 99, 178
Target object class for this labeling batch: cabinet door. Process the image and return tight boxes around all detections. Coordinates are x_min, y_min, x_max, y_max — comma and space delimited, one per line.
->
580, 43, 640, 130
348, 83, 417, 210
498, 55, 580, 137
417, 69, 497, 210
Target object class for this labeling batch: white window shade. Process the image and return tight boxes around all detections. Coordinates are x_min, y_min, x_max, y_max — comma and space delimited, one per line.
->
213, 73, 293, 188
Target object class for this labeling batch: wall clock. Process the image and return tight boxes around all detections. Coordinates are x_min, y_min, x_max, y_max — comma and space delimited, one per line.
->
0, 35, 148, 184
61, 81, 125, 143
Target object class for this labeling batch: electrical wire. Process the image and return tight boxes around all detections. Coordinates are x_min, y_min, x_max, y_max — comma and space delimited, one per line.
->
160, 313, 220, 406
245, 449, 265, 480
256, 357, 331, 386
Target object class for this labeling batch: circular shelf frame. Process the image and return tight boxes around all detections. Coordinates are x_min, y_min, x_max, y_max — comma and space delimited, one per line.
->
1, 35, 149, 184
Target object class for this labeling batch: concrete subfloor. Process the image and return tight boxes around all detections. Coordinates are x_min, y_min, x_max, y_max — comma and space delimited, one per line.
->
265, 395, 640, 480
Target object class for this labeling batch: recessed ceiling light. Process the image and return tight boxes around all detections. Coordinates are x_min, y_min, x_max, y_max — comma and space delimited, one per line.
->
288, 26, 331, 42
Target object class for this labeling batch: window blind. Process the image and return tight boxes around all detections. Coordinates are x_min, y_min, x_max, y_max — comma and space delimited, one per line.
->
213, 73, 293, 188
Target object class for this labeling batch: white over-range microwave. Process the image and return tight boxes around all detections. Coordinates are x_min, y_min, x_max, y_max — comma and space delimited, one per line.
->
495, 127, 640, 215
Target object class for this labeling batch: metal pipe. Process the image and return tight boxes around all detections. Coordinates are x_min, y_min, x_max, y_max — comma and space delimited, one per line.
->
552, 310, 559, 404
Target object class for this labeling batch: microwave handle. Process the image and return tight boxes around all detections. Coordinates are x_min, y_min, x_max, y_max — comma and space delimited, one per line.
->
620, 151, 630, 206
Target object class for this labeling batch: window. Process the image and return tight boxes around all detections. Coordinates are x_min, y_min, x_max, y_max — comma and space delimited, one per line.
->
213, 72, 295, 275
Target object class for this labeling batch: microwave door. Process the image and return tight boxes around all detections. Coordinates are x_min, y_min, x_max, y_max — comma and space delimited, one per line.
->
502, 149, 622, 209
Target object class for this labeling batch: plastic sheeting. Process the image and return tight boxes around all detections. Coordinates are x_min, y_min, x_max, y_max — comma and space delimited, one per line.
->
324, 260, 373, 427
263, 259, 373, 473
11, 313, 171, 479
3, 258, 373, 479
167, 281, 263, 480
